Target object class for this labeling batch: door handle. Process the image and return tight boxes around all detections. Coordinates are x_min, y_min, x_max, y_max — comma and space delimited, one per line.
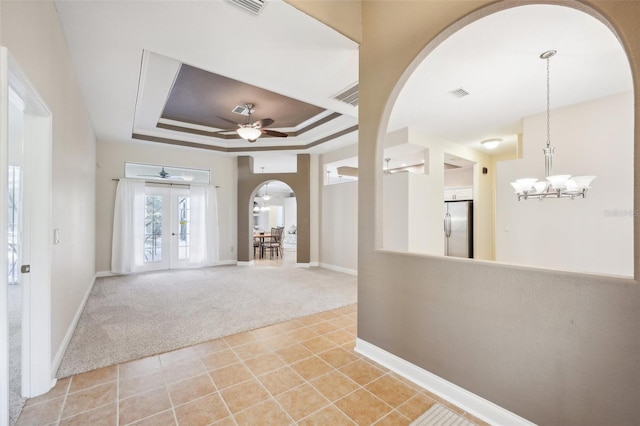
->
171, 233, 177, 236
21, 265, 30, 273
444, 213, 452, 238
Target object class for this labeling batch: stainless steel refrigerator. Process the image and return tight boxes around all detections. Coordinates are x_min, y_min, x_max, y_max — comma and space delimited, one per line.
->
444, 200, 473, 258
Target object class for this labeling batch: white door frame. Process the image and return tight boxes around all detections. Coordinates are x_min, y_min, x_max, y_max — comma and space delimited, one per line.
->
140, 186, 191, 272
0, 47, 53, 424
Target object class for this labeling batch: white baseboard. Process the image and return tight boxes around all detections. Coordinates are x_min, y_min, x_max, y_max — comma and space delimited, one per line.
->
319, 262, 357, 276
310, 261, 319, 267
297, 263, 311, 268
215, 260, 236, 266
95, 270, 117, 278
52, 276, 97, 375
355, 339, 535, 426
237, 261, 254, 266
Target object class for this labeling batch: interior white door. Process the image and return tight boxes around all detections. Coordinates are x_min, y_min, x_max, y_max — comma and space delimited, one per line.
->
1, 47, 54, 425
141, 186, 191, 272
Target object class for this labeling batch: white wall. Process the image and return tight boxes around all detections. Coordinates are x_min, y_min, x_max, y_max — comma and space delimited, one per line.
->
320, 181, 358, 273
444, 167, 473, 187
0, 1, 97, 364
95, 140, 237, 273
383, 172, 442, 255
496, 92, 633, 277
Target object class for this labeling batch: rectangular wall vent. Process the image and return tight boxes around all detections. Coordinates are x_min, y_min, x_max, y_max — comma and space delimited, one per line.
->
333, 83, 359, 107
448, 87, 469, 98
226, 0, 265, 15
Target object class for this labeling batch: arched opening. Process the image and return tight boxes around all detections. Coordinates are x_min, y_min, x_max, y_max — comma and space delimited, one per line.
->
381, 3, 634, 277
251, 180, 297, 265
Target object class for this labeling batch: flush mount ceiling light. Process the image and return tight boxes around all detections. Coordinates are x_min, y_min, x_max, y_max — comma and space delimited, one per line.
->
510, 50, 595, 201
481, 138, 502, 150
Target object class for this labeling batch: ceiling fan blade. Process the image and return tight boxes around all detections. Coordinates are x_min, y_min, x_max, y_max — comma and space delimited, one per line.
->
216, 116, 241, 126
254, 118, 274, 128
261, 129, 288, 138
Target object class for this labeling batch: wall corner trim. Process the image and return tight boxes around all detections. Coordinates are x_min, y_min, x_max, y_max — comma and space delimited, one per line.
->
354, 338, 535, 426
52, 275, 97, 375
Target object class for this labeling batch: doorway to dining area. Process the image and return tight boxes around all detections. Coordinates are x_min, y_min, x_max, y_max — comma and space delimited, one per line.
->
252, 180, 297, 265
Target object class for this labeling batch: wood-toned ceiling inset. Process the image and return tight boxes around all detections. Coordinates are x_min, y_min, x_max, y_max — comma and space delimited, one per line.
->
161, 64, 326, 131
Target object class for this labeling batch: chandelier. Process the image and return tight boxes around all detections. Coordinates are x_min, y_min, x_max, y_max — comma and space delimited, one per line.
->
510, 50, 595, 201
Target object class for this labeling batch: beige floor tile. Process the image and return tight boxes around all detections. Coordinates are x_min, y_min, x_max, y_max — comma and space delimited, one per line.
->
276, 383, 330, 421
335, 389, 392, 425
365, 374, 418, 408
16, 396, 64, 426
274, 319, 305, 332
339, 359, 386, 386
212, 416, 236, 426
287, 327, 319, 343
301, 336, 338, 354
396, 393, 437, 421
298, 404, 356, 426
159, 346, 198, 366
276, 343, 314, 364
69, 365, 117, 393
374, 410, 411, 426
209, 363, 254, 390
318, 347, 360, 369
167, 373, 216, 406
161, 357, 207, 384
248, 324, 283, 340
232, 340, 272, 360
307, 321, 340, 335
327, 315, 354, 330
24, 377, 70, 407
290, 356, 334, 381
220, 379, 271, 414
244, 352, 286, 376
119, 356, 162, 379
62, 382, 117, 419
313, 310, 339, 321
119, 369, 166, 400
310, 371, 359, 402
191, 338, 229, 356
201, 349, 241, 371
128, 409, 176, 426
118, 387, 172, 425
261, 333, 297, 351
258, 366, 305, 396
325, 329, 356, 345
296, 315, 323, 327
58, 402, 117, 426
233, 399, 293, 425
174, 393, 230, 425
223, 330, 258, 347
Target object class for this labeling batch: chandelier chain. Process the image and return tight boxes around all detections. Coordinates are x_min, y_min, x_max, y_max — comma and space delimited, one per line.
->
546, 55, 551, 148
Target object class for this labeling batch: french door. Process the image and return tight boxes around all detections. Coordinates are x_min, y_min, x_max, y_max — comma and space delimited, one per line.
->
142, 186, 192, 271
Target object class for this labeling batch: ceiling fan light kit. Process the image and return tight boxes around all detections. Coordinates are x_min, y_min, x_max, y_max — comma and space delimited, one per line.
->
218, 103, 288, 143
510, 50, 595, 201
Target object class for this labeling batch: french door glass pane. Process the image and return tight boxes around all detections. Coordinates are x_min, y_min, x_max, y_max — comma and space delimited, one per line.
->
7, 165, 21, 284
144, 195, 163, 262
177, 196, 190, 260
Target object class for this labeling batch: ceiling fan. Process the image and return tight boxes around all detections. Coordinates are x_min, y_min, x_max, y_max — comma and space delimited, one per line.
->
139, 167, 193, 181
216, 103, 288, 143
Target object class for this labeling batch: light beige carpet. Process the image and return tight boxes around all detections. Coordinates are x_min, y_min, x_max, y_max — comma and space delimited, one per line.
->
410, 404, 475, 426
56, 263, 357, 378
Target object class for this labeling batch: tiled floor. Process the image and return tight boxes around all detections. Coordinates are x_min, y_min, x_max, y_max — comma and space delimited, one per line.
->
17, 304, 488, 425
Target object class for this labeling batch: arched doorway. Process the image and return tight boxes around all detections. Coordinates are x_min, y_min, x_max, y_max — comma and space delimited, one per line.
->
252, 180, 297, 265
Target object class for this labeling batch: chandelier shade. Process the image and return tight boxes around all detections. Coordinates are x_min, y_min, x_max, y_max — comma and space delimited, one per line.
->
510, 50, 595, 201
237, 125, 262, 142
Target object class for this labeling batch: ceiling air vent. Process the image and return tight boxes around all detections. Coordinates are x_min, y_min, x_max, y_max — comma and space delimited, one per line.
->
231, 105, 251, 116
333, 83, 359, 107
449, 87, 469, 98
226, 0, 265, 15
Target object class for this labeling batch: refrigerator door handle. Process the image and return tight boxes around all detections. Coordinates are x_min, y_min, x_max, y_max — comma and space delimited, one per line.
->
444, 213, 452, 238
